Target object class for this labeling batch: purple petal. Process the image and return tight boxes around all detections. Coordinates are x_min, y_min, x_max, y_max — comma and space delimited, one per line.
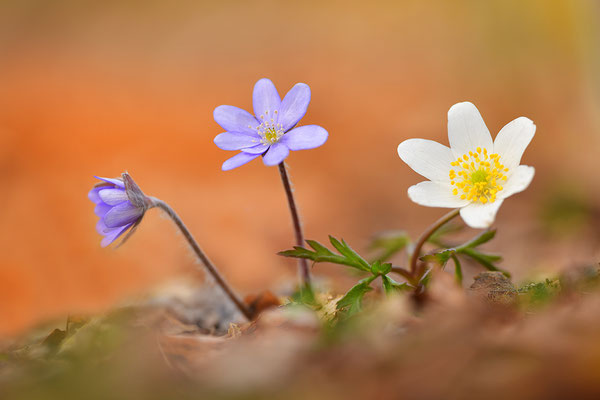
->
96, 218, 109, 234
241, 143, 270, 154
94, 202, 112, 218
100, 222, 134, 247
94, 176, 124, 188
222, 152, 261, 171
213, 105, 260, 135
280, 125, 328, 151
253, 78, 281, 122
262, 142, 290, 166
103, 202, 143, 228
98, 188, 129, 206
214, 131, 262, 150
88, 187, 103, 204
278, 83, 311, 131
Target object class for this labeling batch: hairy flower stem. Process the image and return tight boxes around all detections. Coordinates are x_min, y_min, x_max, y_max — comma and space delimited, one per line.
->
278, 162, 312, 287
150, 198, 253, 321
409, 209, 460, 281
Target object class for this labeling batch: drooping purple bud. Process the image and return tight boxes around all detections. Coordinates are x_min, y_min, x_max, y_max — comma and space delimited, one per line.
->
88, 173, 149, 247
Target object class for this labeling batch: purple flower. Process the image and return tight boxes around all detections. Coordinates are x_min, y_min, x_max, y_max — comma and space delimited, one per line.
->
88, 173, 148, 247
213, 78, 328, 171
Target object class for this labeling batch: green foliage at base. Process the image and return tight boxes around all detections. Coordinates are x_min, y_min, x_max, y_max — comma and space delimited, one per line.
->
280, 236, 412, 318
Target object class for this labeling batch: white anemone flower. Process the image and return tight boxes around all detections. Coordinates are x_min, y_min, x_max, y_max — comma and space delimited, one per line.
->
397, 102, 535, 229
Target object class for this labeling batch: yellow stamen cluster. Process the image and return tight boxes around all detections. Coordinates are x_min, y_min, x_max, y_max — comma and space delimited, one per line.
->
249, 110, 284, 144
449, 147, 508, 204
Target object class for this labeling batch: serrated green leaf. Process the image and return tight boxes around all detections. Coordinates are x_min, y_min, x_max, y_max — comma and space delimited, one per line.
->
336, 276, 376, 315
329, 236, 371, 271
306, 240, 330, 253
371, 260, 392, 276
278, 237, 370, 272
368, 230, 411, 262
418, 229, 502, 283
381, 275, 412, 295
421, 249, 455, 267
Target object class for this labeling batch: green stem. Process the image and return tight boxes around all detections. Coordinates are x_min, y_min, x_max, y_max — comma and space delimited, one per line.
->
409, 209, 460, 278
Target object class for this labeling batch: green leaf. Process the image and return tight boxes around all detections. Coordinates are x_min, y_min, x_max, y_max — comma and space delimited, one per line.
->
368, 230, 411, 262
381, 275, 412, 295
456, 229, 496, 251
370, 260, 392, 276
420, 249, 455, 267
427, 222, 464, 247
419, 229, 504, 283
336, 276, 376, 315
451, 254, 463, 285
278, 237, 371, 272
461, 248, 510, 277
290, 283, 318, 307
419, 269, 432, 286
329, 236, 371, 271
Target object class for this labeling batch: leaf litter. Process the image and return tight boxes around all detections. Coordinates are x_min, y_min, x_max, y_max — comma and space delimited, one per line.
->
2, 267, 600, 399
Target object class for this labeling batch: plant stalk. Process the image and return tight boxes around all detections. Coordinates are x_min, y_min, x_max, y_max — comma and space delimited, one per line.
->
409, 208, 460, 278
277, 162, 312, 287
150, 198, 253, 321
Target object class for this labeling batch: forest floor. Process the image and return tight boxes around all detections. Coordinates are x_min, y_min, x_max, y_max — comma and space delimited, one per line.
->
2, 265, 600, 400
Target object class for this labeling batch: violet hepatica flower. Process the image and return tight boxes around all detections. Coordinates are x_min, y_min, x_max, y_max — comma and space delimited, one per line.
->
213, 78, 328, 170
88, 173, 149, 247
397, 102, 535, 228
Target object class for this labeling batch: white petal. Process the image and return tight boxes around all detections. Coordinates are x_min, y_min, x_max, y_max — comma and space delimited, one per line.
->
493, 117, 535, 171
397, 139, 455, 183
447, 102, 493, 158
459, 200, 504, 229
407, 181, 470, 208
497, 165, 534, 200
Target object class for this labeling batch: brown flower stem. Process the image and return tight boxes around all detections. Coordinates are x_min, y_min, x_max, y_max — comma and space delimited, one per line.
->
150, 198, 252, 321
390, 266, 414, 282
277, 162, 311, 287
409, 208, 460, 279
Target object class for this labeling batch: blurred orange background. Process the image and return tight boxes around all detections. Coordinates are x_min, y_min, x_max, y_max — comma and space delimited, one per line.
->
0, 0, 599, 336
